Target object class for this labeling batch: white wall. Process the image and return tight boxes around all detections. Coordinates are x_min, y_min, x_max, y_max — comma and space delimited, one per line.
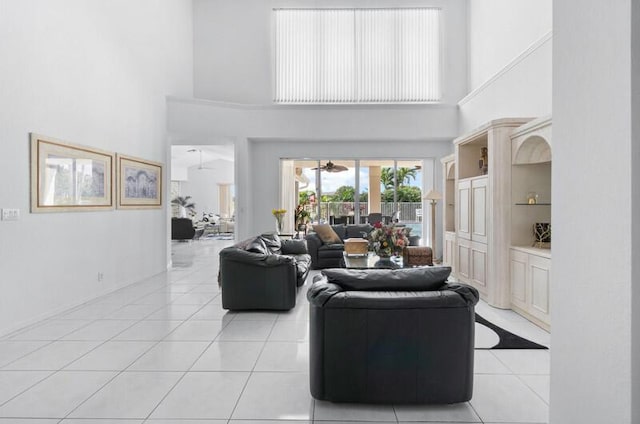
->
460, 0, 552, 132
552, 0, 636, 422
468, 0, 552, 91
180, 160, 235, 218
168, 98, 459, 257
193, 0, 468, 105
0, 0, 193, 335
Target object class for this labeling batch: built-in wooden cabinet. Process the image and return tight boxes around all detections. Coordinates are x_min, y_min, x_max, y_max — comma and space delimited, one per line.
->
510, 246, 551, 330
453, 118, 531, 308
509, 116, 552, 329
445, 116, 552, 330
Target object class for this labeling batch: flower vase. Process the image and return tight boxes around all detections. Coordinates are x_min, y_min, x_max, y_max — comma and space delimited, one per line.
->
374, 254, 399, 269
275, 217, 284, 234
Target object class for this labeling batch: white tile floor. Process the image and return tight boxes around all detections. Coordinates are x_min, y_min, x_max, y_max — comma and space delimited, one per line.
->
0, 239, 551, 423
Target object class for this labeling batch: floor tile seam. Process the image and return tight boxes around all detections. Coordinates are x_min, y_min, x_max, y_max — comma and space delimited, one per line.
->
226, 318, 280, 421
21, 368, 122, 421
61, 318, 144, 343
486, 350, 520, 375
0, 369, 57, 409
464, 399, 485, 424
8, 316, 102, 342
140, 369, 192, 421
59, 314, 164, 371
512, 372, 550, 406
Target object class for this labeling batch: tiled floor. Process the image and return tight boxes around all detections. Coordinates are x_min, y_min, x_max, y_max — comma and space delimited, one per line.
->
0, 239, 551, 423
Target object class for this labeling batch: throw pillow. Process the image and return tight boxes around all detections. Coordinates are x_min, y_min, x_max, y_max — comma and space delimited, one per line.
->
322, 267, 452, 291
313, 224, 342, 244
281, 239, 308, 255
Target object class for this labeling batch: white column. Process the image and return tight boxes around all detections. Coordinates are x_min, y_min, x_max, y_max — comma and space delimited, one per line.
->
280, 159, 296, 233
552, 1, 639, 422
368, 166, 382, 213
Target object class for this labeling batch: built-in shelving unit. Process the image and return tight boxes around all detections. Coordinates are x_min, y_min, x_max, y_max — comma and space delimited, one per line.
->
509, 116, 552, 330
453, 118, 531, 308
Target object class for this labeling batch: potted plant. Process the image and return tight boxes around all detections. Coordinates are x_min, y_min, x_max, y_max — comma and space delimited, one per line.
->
171, 196, 196, 218
294, 203, 311, 231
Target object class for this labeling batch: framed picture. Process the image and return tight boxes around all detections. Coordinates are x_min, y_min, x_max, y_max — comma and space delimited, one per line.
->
30, 134, 115, 212
116, 154, 163, 209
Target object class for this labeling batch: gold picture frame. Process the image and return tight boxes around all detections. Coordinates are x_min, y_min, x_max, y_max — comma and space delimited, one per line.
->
30, 134, 115, 213
116, 154, 163, 209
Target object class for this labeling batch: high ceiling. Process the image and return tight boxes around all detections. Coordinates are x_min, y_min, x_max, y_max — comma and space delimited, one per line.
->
171, 145, 234, 169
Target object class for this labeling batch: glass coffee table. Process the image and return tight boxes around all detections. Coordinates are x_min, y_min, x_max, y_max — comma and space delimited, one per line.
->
341, 252, 404, 269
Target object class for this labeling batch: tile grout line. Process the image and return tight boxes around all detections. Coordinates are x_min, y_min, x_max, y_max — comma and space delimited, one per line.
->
140, 307, 237, 422
225, 317, 281, 422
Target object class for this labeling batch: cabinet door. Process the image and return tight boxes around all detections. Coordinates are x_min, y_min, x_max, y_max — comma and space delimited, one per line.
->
457, 180, 471, 240
528, 255, 551, 323
457, 238, 471, 282
471, 178, 488, 244
470, 241, 487, 292
510, 249, 529, 311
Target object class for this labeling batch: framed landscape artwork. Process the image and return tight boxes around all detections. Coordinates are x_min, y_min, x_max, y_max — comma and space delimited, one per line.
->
30, 134, 115, 212
116, 154, 163, 209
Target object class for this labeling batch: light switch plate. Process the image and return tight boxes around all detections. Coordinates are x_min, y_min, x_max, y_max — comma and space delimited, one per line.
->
1, 209, 20, 221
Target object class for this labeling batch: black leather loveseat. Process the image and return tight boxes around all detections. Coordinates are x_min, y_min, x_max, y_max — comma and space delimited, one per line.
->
219, 233, 311, 310
305, 224, 373, 269
307, 267, 479, 404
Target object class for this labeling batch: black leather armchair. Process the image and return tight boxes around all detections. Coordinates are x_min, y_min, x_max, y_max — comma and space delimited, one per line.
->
307, 267, 479, 404
219, 233, 311, 310
171, 218, 195, 240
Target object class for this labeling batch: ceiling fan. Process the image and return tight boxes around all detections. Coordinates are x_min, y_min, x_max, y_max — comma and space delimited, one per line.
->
311, 160, 348, 173
188, 149, 217, 170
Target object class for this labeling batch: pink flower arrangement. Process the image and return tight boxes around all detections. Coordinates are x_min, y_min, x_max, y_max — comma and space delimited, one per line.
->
368, 223, 410, 257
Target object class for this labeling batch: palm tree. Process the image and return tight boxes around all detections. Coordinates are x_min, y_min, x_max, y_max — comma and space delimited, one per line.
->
380, 167, 418, 189
171, 196, 196, 218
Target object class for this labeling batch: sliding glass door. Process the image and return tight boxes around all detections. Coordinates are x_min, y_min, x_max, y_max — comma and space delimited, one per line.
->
288, 158, 426, 242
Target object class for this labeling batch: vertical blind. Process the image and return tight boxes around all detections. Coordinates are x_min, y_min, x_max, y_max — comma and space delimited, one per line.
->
274, 8, 441, 104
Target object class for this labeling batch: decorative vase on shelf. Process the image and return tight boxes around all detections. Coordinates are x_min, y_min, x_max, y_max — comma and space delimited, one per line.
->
275, 217, 284, 234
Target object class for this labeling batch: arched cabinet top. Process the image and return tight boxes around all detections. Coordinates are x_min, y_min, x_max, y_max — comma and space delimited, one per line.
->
446, 162, 456, 180
511, 116, 552, 165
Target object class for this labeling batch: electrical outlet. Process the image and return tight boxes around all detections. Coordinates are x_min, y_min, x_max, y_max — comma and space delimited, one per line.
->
1, 209, 20, 221
97, 272, 104, 282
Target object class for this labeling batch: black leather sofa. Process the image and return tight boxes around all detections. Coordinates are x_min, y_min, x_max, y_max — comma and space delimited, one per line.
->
307, 267, 479, 404
305, 224, 373, 269
171, 217, 196, 240
219, 233, 311, 310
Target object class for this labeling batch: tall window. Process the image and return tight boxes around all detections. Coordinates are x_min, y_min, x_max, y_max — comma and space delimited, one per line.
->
274, 8, 441, 104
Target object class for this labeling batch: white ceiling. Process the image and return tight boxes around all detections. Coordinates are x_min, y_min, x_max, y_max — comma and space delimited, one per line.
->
171, 145, 234, 169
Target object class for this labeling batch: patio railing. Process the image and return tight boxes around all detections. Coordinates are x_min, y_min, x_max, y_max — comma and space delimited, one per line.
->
312, 202, 423, 223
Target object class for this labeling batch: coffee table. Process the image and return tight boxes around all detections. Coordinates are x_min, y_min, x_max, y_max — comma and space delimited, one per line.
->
342, 252, 404, 269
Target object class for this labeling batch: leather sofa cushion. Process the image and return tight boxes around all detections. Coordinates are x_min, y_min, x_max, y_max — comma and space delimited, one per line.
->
318, 243, 345, 251
281, 239, 308, 255
246, 237, 268, 255
322, 267, 451, 291
313, 224, 342, 244
331, 225, 347, 240
291, 253, 311, 280
260, 232, 282, 253
346, 224, 373, 239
